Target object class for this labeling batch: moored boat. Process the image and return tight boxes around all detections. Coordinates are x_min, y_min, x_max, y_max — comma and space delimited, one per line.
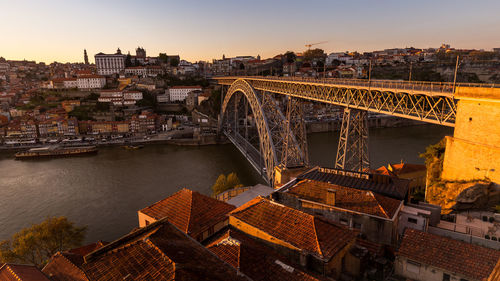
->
15, 145, 98, 159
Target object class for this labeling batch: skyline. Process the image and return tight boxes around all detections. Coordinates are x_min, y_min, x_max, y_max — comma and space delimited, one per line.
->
1, 0, 500, 63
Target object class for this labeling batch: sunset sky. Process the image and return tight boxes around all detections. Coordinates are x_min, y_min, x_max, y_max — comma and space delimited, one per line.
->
1, 0, 500, 63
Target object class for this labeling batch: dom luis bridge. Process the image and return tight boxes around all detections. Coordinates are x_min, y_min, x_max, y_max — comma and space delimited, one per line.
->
214, 76, 500, 186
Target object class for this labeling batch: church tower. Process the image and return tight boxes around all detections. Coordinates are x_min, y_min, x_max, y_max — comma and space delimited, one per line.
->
84, 49, 89, 64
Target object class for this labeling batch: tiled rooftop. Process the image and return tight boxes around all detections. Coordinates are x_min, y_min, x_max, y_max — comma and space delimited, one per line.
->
398, 229, 500, 280
298, 167, 410, 200
0, 263, 50, 281
287, 179, 402, 219
139, 188, 236, 238
230, 197, 356, 261
206, 227, 324, 281
81, 218, 247, 281
375, 162, 426, 177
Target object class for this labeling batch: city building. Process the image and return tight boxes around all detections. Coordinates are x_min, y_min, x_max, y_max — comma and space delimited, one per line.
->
94, 49, 126, 76
76, 75, 106, 90
169, 85, 202, 102
138, 188, 235, 241
206, 227, 324, 281
0, 263, 50, 280
276, 178, 403, 245
395, 229, 500, 281
228, 196, 356, 278
375, 162, 427, 198
43, 219, 248, 281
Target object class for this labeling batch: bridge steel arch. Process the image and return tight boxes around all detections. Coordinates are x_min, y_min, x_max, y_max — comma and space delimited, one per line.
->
219, 79, 278, 183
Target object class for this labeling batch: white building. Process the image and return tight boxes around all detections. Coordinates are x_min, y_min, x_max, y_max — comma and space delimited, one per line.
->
77, 75, 106, 90
123, 91, 143, 100
95, 49, 126, 76
125, 67, 147, 77
169, 86, 202, 102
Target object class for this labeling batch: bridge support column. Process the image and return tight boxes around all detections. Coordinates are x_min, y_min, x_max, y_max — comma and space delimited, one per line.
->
335, 108, 370, 171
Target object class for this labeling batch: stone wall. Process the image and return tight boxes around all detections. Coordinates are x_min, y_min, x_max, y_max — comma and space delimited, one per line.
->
442, 87, 500, 183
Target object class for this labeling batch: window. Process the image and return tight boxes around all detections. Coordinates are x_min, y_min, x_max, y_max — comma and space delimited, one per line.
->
460, 279, 469, 281
443, 273, 450, 281
145, 220, 150, 226
353, 222, 362, 229
406, 260, 420, 274
408, 217, 418, 224
340, 218, 349, 226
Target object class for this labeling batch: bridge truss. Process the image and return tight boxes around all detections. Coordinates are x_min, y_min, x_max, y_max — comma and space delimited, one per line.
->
217, 77, 460, 184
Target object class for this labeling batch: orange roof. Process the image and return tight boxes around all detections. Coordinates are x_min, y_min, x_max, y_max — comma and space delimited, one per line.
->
230, 197, 355, 261
376, 163, 426, 177
81, 219, 246, 281
287, 179, 402, 219
170, 85, 202, 89
0, 264, 50, 281
139, 188, 235, 238
398, 229, 500, 281
207, 228, 324, 281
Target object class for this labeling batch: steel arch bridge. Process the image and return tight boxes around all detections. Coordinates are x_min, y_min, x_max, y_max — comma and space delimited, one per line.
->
215, 76, 496, 185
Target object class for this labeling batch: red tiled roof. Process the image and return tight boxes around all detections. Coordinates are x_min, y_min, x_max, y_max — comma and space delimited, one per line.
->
139, 188, 235, 238
298, 167, 410, 200
230, 197, 355, 261
170, 85, 202, 89
68, 241, 108, 257
207, 228, 325, 281
398, 229, 500, 280
287, 179, 402, 219
376, 163, 426, 177
0, 264, 50, 281
81, 219, 247, 281
42, 252, 89, 281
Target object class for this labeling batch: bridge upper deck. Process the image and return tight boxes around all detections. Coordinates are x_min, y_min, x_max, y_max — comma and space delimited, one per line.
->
214, 76, 498, 127
215, 76, 498, 98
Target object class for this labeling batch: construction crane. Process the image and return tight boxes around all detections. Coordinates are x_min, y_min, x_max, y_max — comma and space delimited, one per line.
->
305, 41, 328, 49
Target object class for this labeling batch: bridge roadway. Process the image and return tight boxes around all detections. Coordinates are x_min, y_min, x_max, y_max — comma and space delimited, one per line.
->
215, 76, 498, 127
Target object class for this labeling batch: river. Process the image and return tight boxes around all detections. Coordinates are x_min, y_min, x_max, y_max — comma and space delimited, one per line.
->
0, 124, 453, 243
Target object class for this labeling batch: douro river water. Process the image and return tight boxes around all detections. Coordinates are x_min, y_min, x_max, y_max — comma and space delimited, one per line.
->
0, 124, 452, 243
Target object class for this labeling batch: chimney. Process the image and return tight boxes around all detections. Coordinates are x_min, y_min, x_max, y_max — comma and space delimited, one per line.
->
326, 189, 336, 206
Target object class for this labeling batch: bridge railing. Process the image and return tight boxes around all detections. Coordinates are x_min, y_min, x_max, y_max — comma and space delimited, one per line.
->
216, 76, 499, 96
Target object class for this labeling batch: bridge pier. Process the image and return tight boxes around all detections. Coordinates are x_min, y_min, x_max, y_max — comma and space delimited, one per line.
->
335, 108, 370, 172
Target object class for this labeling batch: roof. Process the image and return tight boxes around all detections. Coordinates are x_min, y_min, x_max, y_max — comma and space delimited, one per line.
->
398, 229, 500, 280
0, 264, 50, 281
376, 162, 426, 177
227, 184, 275, 207
229, 197, 356, 261
42, 252, 89, 281
170, 85, 202, 89
206, 228, 324, 281
139, 188, 236, 238
81, 218, 248, 281
68, 241, 108, 257
286, 179, 402, 220
298, 167, 410, 200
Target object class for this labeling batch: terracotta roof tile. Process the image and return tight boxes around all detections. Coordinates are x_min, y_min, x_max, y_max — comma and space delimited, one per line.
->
139, 188, 235, 238
287, 179, 402, 219
230, 197, 355, 261
0, 264, 50, 281
298, 167, 410, 200
398, 229, 500, 280
81, 218, 247, 281
207, 228, 325, 281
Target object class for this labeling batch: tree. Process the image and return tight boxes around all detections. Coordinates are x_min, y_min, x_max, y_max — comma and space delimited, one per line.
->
170, 57, 180, 67
211, 172, 244, 196
303, 48, 326, 61
284, 51, 296, 63
0, 217, 87, 268
125, 54, 132, 67
159, 53, 169, 64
